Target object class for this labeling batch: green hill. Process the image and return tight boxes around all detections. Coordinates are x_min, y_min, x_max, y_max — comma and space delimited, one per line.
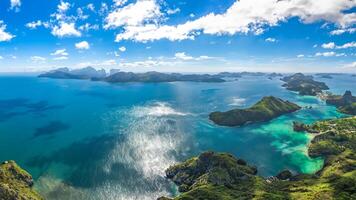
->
209, 96, 301, 126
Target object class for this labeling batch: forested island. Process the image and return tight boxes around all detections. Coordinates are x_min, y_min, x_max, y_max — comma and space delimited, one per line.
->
281, 73, 329, 96
209, 96, 301, 126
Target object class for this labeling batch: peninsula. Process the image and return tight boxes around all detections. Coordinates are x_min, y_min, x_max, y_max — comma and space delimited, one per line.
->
325, 91, 356, 115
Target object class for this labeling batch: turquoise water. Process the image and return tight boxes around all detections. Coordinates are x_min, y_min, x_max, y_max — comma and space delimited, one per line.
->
0, 74, 354, 199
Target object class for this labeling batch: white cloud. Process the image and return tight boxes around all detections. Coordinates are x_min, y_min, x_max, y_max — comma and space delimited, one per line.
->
174, 52, 215, 61
0, 21, 15, 42
51, 49, 68, 56
30, 56, 46, 63
321, 41, 356, 49
0, 56, 3, 59
265, 37, 277, 42
54, 56, 68, 60
104, 0, 162, 28
113, 0, 128, 7
75, 41, 90, 50
330, 28, 356, 35
337, 41, 356, 49
109, 0, 356, 42
167, 8, 180, 15
321, 42, 336, 49
26, 20, 43, 29
58, 1, 71, 13
87, 3, 95, 12
51, 22, 81, 37
79, 23, 99, 31
297, 54, 305, 58
315, 52, 336, 57
10, 0, 21, 10
119, 46, 126, 52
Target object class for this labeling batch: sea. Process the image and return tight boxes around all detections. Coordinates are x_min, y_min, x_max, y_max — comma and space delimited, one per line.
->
0, 74, 354, 199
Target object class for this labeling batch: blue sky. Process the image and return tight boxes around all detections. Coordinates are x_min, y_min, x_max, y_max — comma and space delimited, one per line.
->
0, 0, 355, 73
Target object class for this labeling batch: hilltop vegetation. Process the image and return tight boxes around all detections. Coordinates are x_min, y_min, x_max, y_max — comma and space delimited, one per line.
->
281, 73, 329, 96
0, 160, 43, 200
159, 117, 356, 200
209, 96, 301, 126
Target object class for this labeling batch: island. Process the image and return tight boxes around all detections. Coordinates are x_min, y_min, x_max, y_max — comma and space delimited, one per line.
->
158, 117, 356, 200
39, 68, 226, 83
209, 96, 301, 126
0, 160, 43, 200
325, 91, 356, 115
103, 71, 225, 83
281, 73, 329, 96
38, 67, 106, 80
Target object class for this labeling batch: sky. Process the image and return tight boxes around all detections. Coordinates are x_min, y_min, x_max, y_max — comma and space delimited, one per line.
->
0, 0, 355, 73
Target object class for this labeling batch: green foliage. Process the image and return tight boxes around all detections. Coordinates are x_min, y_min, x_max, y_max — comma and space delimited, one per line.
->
162, 117, 356, 200
0, 160, 43, 200
209, 96, 301, 126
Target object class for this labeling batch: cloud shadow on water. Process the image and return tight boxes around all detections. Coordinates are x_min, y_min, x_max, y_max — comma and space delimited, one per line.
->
33, 121, 70, 139
0, 98, 66, 122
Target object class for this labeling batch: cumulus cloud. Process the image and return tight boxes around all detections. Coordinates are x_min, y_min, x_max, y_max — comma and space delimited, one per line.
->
51, 22, 81, 37
58, 1, 71, 12
107, 0, 356, 42
105, 0, 161, 29
26, 20, 43, 29
321, 41, 356, 49
315, 51, 346, 57
10, 0, 21, 10
51, 49, 68, 56
330, 28, 356, 35
75, 41, 90, 50
321, 42, 336, 49
0, 21, 15, 42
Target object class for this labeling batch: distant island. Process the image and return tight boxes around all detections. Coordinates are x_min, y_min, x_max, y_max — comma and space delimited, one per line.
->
281, 73, 329, 96
38, 68, 276, 83
325, 91, 356, 115
209, 96, 301, 126
159, 117, 356, 200
0, 160, 43, 200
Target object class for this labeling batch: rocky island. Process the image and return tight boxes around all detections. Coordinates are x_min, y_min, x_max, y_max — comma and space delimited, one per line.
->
281, 73, 329, 96
0, 160, 43, 200
209, 96, 301, 126
38, 67, 107, 80
325, 91, 356, 115
159, 117, 356, 200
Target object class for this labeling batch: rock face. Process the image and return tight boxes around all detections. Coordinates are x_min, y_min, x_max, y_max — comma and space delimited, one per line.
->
281, 73, 329, 96
0, 160, 43, 200
160, 117, 356, 200
326, 91, 356, 115
209, 96, 301, 126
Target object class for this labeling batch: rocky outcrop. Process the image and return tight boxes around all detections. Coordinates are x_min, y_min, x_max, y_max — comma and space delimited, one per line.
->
0, 160, 43, 200
326, 91, 356, 115
209, 96, 301, 126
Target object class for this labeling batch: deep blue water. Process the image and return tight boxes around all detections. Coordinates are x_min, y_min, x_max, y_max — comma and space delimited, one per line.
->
0, 74, 354, 199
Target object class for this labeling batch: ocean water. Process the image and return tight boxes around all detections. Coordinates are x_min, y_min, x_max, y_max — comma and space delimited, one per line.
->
0, 74, 354, 199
